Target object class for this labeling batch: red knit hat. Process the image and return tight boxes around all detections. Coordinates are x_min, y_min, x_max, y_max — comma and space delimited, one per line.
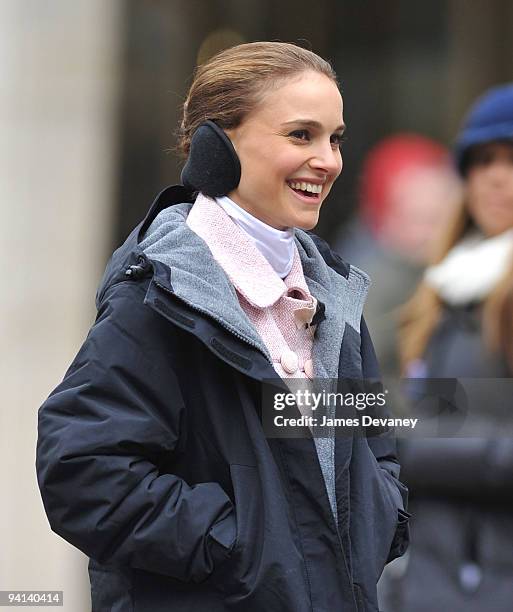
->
360, 134, 449, 236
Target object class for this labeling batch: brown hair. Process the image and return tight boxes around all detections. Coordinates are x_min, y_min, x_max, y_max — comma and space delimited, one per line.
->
177, 41, 338, 157
399, 198, 513, 372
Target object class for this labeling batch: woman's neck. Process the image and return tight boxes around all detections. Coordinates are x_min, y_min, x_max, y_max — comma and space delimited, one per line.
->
215, 195, 295, 278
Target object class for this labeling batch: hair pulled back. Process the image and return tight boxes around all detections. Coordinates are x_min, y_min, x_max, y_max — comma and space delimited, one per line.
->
178, 41, 338, 158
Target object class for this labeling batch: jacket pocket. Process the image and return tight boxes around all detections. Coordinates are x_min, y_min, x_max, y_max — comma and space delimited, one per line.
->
356, 440, 410, 579
211, 464, 263, 598
387, 506, 411, 563
379, 464, 410, 564
208, 511, 237, 567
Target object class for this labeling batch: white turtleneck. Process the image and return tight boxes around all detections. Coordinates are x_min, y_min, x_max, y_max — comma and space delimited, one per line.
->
215, 195, 295, 278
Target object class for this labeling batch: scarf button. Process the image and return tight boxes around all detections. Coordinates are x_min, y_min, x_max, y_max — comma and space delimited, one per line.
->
280, 350, 298, 374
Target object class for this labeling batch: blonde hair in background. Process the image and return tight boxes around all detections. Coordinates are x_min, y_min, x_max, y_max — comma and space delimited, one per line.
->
399, 198, 513, 373
177, 41, 338, 157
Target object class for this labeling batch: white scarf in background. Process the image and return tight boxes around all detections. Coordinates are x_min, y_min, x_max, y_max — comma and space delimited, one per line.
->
215, 195, 295, 278
424, 228, 513, 305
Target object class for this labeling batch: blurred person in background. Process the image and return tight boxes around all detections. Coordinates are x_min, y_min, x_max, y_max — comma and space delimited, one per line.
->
36, 42, 409, 612
335, 135, 461, 376
383, 83, 513, 611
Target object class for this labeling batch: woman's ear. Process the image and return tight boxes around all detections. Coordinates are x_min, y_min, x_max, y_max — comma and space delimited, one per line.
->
180, 120, 241, 197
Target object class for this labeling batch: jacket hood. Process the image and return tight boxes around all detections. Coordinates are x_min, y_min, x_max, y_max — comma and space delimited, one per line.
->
95, 185, 194, 305
140, 198, 269, 359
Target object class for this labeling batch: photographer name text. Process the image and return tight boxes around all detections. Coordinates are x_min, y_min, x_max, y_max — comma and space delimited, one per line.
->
273, 415, 418, 429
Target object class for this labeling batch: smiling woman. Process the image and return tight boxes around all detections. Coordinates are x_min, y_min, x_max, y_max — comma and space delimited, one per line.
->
37, 41, 409, 612
224, 71, 344, 230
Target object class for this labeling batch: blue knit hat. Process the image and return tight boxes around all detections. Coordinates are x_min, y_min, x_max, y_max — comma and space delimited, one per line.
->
454, 83, 513, 175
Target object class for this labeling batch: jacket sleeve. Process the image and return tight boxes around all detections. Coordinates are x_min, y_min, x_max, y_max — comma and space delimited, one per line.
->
36, 283, 236, 582
360, 317, 410, 564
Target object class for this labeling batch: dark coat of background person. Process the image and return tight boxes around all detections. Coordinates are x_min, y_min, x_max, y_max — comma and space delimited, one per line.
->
381, 304, 513, 612
36, 185, 409, 612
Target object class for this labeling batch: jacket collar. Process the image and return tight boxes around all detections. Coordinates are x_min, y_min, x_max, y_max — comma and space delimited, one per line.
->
139, 198, 271, 361
186, 194, 313, 309
137, 184, 195, 242
98, 185, 369, 380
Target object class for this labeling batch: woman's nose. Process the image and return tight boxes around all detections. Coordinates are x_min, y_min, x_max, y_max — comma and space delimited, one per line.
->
309, 142, 343, 176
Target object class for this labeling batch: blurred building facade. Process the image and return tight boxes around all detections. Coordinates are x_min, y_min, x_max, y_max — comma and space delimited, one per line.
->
1, 1, 123, 610
2, 1, 513, 609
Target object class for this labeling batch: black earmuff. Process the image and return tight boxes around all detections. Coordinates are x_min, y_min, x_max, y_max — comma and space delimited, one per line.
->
180, 120, 241, 197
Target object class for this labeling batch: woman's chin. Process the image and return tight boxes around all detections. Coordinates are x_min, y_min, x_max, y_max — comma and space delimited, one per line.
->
293, 211, 320, 231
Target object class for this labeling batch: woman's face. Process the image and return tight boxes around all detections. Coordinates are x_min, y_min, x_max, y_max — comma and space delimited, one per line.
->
225, 71, 344, 230
466, 142, 513, 236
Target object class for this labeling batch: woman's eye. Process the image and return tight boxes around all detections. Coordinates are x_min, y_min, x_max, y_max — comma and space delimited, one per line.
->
287, 129, 346, 148
288, 130, 310, 141
331, 133, 346, 148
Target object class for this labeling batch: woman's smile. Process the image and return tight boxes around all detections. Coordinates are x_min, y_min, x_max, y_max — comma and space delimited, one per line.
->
286, 178, 325, 203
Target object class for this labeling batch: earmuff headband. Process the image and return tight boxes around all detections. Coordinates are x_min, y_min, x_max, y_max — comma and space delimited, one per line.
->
180, 120, 241, 197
